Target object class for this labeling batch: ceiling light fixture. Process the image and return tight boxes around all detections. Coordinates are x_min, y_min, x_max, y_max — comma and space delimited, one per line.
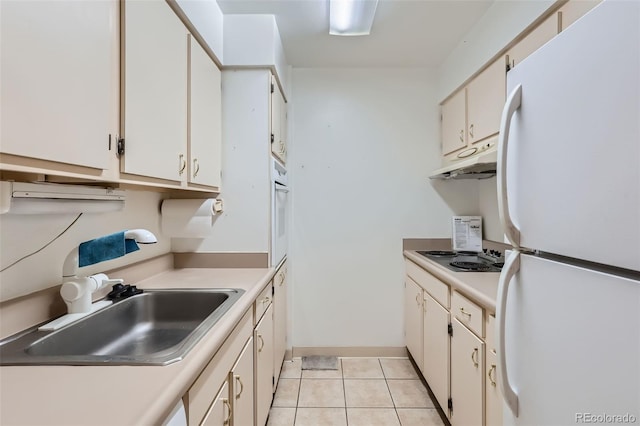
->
329, 0, 379, 36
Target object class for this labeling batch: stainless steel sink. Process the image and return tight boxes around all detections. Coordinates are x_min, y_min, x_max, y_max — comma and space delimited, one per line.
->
0, 289, 244, 366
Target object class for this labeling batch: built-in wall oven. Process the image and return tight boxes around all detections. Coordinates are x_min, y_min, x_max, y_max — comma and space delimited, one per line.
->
271, 159, 288, 266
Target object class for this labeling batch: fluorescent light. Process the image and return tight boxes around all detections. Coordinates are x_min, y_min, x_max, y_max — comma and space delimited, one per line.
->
329, 0, 379, 36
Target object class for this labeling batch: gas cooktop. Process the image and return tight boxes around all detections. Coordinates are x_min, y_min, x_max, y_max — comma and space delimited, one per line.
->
416, 250, 503, 272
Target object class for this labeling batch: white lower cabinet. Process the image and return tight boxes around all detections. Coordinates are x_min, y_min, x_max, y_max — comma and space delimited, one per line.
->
201, 381, 230, 426
450, 319, 485, 426
422, 292, 450, 417
484, 314, 502, 426
405, 258, 501, 426
273, 261, 288, 389
404, 278, 424, 371
254, 304, 274, 426
184, 280, 283, 426
485, 349, 502, 426
185, 312, 253, 426
230, 337, 254, 426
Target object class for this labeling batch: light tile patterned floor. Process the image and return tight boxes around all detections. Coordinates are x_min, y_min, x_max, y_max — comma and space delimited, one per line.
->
267, 357, 446, 426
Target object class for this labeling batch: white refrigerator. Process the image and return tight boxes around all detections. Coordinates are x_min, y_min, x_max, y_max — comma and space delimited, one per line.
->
496, 1, 640, 425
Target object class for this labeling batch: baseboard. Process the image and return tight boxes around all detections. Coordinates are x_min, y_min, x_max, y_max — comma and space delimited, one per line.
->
284, 348, 293, 361
292, 346, 408, 358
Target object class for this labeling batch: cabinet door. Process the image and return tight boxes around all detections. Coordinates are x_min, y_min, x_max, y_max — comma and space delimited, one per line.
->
404, 278, 423, 371
450, 319, 484, 426
558, 0, 601, 31
1, 0, 115, 170
273, 262, 288, 389
189, 35, 222, 188
485, 349, 502, 426
422, 293, 450, 417
466, 57, 506, 145
254, 304, 274, 426
201, 381, 230, 426
270, 76, 286, 164
122, 0, 187, 181
507, 13, 558, 69
441, 89, 467, 155
231, 337, 254, 426
280, 95, 288, 164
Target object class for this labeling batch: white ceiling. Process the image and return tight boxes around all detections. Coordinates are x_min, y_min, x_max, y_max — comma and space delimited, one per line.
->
217, 0, 495, 68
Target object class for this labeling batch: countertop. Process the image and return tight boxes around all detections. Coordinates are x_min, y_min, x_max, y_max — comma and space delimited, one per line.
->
0, 267, 275, 426
403, 250, 500, 313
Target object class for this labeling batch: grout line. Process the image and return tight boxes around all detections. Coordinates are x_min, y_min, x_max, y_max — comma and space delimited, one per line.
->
340, 358, 349, 426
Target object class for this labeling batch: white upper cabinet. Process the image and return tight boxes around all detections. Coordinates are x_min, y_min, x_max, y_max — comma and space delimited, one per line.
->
441, 56, 506, 160
558, 0, 602, 31
271, 76, 288, 164
507, 13, 558, 70
441, 89, 467, 156
189, 35, 222, 188
1, 0, 116, 170
121, 0, 188, 182
466, 57, 506, 145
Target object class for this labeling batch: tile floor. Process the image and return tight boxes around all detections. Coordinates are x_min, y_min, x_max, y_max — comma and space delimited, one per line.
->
267, 357, 446, 426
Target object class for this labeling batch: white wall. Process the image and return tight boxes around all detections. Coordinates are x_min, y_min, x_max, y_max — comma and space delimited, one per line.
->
223, 15, 290, 97
0, 190, 170, 302
289, 68, 478, 348
172, 69, 272, 254
176, 0, 224, 62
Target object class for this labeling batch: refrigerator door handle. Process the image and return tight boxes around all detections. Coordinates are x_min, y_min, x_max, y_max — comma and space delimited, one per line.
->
497, 84, 522, 247
496, 250, 520, 417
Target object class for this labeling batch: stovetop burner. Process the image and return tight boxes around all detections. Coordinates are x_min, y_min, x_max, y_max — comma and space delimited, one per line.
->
416, 250, 503, 273
449, 261, 493, 272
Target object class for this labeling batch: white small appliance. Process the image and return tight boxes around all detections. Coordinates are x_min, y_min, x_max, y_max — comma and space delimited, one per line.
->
271, 158, 289, 267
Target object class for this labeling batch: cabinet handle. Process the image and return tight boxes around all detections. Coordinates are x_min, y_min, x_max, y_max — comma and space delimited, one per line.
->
488, 364, 497, 387
262, 296, 271, 305
469, 123, 474, 138
222, 398, 232, 425
415, 293, 421, 306
279, 272, 285, 286
459, 307, 472, 319
235, 375, 244, 399
193, 159, 200, 178
459, 129, 464, 142
471, 347, 479, 368
178, 154, 186, 176
257, 334, 265, 352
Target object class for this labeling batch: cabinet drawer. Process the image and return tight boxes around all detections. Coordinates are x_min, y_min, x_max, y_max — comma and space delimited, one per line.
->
452, 291, 483, 338
485, 314, 496, 353
255, 282, 273, 324
405, 260, 449, 308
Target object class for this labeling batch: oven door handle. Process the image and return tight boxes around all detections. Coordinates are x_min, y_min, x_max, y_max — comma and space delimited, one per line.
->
275, 182, 289, 193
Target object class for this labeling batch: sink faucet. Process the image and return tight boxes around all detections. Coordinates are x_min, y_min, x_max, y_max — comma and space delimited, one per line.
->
60, 229, 158, 314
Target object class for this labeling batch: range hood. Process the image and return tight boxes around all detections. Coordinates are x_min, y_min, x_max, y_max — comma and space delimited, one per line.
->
429, 144, 497, 180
